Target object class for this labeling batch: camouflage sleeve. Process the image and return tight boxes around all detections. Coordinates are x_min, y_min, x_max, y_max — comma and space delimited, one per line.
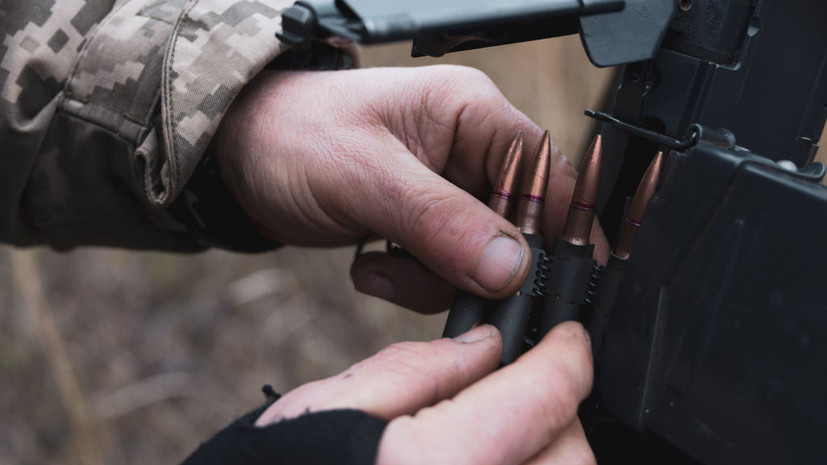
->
0, 0, 310, 250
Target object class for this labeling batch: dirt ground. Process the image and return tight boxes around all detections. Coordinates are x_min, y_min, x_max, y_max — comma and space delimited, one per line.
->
3, 32, 825, 465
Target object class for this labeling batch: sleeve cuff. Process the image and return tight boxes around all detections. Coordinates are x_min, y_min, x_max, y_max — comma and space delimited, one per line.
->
153, 0, 294, 207
181, 405, 388, 465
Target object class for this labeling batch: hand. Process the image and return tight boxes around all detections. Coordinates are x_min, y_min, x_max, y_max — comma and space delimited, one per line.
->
256, 322, 595, 465
213, 66, 608, 312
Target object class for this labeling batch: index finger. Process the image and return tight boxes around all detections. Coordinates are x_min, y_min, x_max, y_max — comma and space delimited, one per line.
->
376, 321, 593, 465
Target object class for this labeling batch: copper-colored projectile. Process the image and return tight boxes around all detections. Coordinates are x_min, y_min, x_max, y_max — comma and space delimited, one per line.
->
513, 130, 552, 234
489, 131, 525, 219
562, 135, 603, 245
614, 151, 663, 260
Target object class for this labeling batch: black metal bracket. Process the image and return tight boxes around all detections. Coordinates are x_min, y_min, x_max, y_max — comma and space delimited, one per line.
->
585, 109, 700, 150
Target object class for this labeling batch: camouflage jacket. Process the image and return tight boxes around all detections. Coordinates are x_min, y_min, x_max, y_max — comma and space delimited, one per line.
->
1, 0, 300, 251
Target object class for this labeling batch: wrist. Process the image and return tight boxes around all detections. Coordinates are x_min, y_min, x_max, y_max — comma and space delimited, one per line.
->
168, 146, 280, 252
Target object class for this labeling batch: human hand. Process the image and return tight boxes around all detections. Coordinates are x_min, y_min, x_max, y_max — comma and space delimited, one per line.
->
213, 66, 608, 311
256, 322, 595, 465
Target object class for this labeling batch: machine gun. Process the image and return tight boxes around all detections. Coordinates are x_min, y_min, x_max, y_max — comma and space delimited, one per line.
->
278, 1, 827, 463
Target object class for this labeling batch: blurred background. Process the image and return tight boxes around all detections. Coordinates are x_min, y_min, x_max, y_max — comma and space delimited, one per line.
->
0, 36, 613, 465
3, 35, 825, 465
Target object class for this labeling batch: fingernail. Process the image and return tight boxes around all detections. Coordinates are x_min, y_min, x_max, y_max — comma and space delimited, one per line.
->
471, 236, 525, 292
552, 321, 590, 346
454, 324, 495, 343
354, 272, 396, 302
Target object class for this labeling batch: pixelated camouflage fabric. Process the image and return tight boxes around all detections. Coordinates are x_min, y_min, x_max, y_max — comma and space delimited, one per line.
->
0, 0, 290, 248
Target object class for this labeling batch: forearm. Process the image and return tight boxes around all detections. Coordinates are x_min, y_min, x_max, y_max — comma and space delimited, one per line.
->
0, 0, 296, 250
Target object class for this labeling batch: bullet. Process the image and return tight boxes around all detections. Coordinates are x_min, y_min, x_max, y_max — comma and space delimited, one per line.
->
485, 130, 552, 365
589, 152, 662, 358
489, 131, 525, 219
614, 151, 663, 260
442, 131, 527, 338
513, 130, 552, 234
562, 135, 603, 246
536, 134, 602, 337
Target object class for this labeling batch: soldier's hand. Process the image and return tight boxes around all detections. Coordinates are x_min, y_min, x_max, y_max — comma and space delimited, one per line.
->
213, 66, 607, 312
256, 322, 596, 465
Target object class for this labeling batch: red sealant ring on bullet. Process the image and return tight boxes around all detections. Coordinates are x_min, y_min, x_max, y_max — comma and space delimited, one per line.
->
492, 189, 514, 200
625, 216, 642, 227
570, 201, 596, 212
520, 194, 546, 203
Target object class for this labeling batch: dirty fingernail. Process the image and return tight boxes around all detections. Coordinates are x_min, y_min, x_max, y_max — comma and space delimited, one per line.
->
472, 236, 525, 292
454, 324, 496, 343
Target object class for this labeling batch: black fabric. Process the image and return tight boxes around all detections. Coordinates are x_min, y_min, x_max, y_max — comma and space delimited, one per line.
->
168, 149, 280, 253
181, 400, 389, 465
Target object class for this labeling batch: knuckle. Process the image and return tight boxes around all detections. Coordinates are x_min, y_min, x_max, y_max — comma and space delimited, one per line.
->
422, 64, 500, 107
426, 64, 492, 86
407, 190, 455, 238
384, 178, 469, 252
371, 341, 434, 370
346, 343, 430, 390
369, 339, 457, 400
402, 191, 495, 276
442, 64, 494, 87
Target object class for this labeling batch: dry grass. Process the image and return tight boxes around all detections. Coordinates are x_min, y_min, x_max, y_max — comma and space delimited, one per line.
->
1, 246, 444, 464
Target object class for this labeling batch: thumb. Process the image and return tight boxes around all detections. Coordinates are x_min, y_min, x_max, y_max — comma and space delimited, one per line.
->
255, 325, 503, 426
343, 145, 530, 299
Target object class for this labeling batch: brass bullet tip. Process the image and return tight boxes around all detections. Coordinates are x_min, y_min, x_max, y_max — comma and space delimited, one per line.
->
513, 130, 552, 234
562, 135, 603, 245
615, 151, 663, 260
489, 131, 525, 219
